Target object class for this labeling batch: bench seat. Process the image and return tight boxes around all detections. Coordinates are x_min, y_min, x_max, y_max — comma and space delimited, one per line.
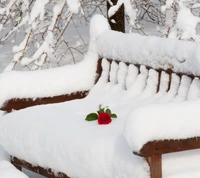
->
0, 59, 151, 178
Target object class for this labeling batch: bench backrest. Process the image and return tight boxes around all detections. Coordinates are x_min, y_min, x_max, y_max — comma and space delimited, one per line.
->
2, 57, 200, 113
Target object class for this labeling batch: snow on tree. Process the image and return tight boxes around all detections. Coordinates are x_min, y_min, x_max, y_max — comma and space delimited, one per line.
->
0, 0, 106, 71
1, 0, 200, 71
161, 0, 200, 40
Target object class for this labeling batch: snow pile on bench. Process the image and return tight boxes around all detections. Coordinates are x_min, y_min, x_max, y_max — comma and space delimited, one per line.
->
124, 99, 200, 152
0, 14, 111, 108
2, 14, 200, 178
94, 20, 200, 76
0, 60, 150, 178
0, 51, 98, 108
1, 58, 200, 178
1, 14, 200, 108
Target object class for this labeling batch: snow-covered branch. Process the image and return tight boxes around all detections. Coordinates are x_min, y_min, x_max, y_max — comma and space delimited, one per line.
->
0, 0, 106, 71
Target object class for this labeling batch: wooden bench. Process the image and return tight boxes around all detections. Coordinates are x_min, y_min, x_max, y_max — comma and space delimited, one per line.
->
1, 14, 200, 178
1, 57, 200, 178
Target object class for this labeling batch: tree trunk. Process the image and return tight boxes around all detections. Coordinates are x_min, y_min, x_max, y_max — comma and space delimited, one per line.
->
107, 0, 125, 33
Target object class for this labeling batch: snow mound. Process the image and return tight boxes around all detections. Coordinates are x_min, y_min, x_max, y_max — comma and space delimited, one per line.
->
0, 161, 28, 178
124, 99, 200, 152
94, 24, 200, 76
89, 14, 110, 43
1, 59, 200, 177
0, 52, 98, 108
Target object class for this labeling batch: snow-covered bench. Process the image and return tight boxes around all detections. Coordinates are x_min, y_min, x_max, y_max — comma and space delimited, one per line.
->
1, 15, 200, 178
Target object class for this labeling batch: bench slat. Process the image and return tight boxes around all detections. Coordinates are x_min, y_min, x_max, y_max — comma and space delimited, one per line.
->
136, 137, 200, 157
1, 91, 89, 112
11, 157, 70, 178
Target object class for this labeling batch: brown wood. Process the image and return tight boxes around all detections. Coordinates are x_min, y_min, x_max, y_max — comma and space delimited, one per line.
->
11, 156, 70, 178
146, 155, 162, 178
95, 58, 103, 84
135, 137, 200, 178
1, 91, 89, 112
137, 137, 200, 157
167, 72, 172, 92
157, 70, 162, 93
107, 0, 125, 33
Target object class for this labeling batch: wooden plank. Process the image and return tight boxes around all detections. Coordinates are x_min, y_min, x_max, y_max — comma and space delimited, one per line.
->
137, 137, 200, 157
1, 91, 89, 112
106, 59, 199, 80
146, 155, 162, 178
11, 157, 70, 178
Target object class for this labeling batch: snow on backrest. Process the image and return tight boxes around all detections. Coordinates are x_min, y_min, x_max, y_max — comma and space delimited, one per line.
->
126, 65, 148, 97
164, 74, 181, 100
90, 14, 200, 77
117, 62, 128, 89
141, 69, 158, 99
94, 28, 200, 76
158, 71, 169, 95
125, 64, 139, 90
109, 61, 118, 84
187, 78, 200, 100
96, 58, 110, 85
174, 75, 192, 101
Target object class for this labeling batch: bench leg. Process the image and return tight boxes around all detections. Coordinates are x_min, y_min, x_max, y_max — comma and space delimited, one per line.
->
146, 154, 162, 178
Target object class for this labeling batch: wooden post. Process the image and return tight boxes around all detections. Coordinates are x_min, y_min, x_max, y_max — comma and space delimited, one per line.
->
146, 154, 162, 178
107, 0, 125, 33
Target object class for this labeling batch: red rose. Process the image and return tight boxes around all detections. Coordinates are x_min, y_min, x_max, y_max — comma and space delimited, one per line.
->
98, 112, 112, 125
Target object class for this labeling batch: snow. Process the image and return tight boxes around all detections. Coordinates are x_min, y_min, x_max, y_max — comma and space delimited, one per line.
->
164, 74, 180, 101
0, 14, 109, 108
0, 161, 28, 178
174, 75, 192, 101
161, 0, 174, 12
66, 0, 80, 14
2, 58, 200, 177
2, 14, 200, 108
89, 14, 110, 43
0, 139, 27, 178
161, 0, 200, 40
176, 3, 200, 40
20, 31, 54, 66
157, 71, 169, 95
125, 64, 138, 89
124, 98, 200, 152
0, 144, 9, 162
2, 13, 200, 178
0, 59, 150, 178
0, 51, 98, 108
29, 0, 49, 25
49, 0, 66, 31
187, 78, 200, 100
94, 29, 200, 76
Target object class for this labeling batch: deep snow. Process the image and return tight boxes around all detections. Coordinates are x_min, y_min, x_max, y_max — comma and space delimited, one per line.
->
1, 13, 200, 178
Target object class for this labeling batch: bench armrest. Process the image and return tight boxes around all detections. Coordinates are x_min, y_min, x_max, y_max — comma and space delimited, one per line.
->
0, 58, 102, 112
135, 137, 200, 157
1, 91, 89, 112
